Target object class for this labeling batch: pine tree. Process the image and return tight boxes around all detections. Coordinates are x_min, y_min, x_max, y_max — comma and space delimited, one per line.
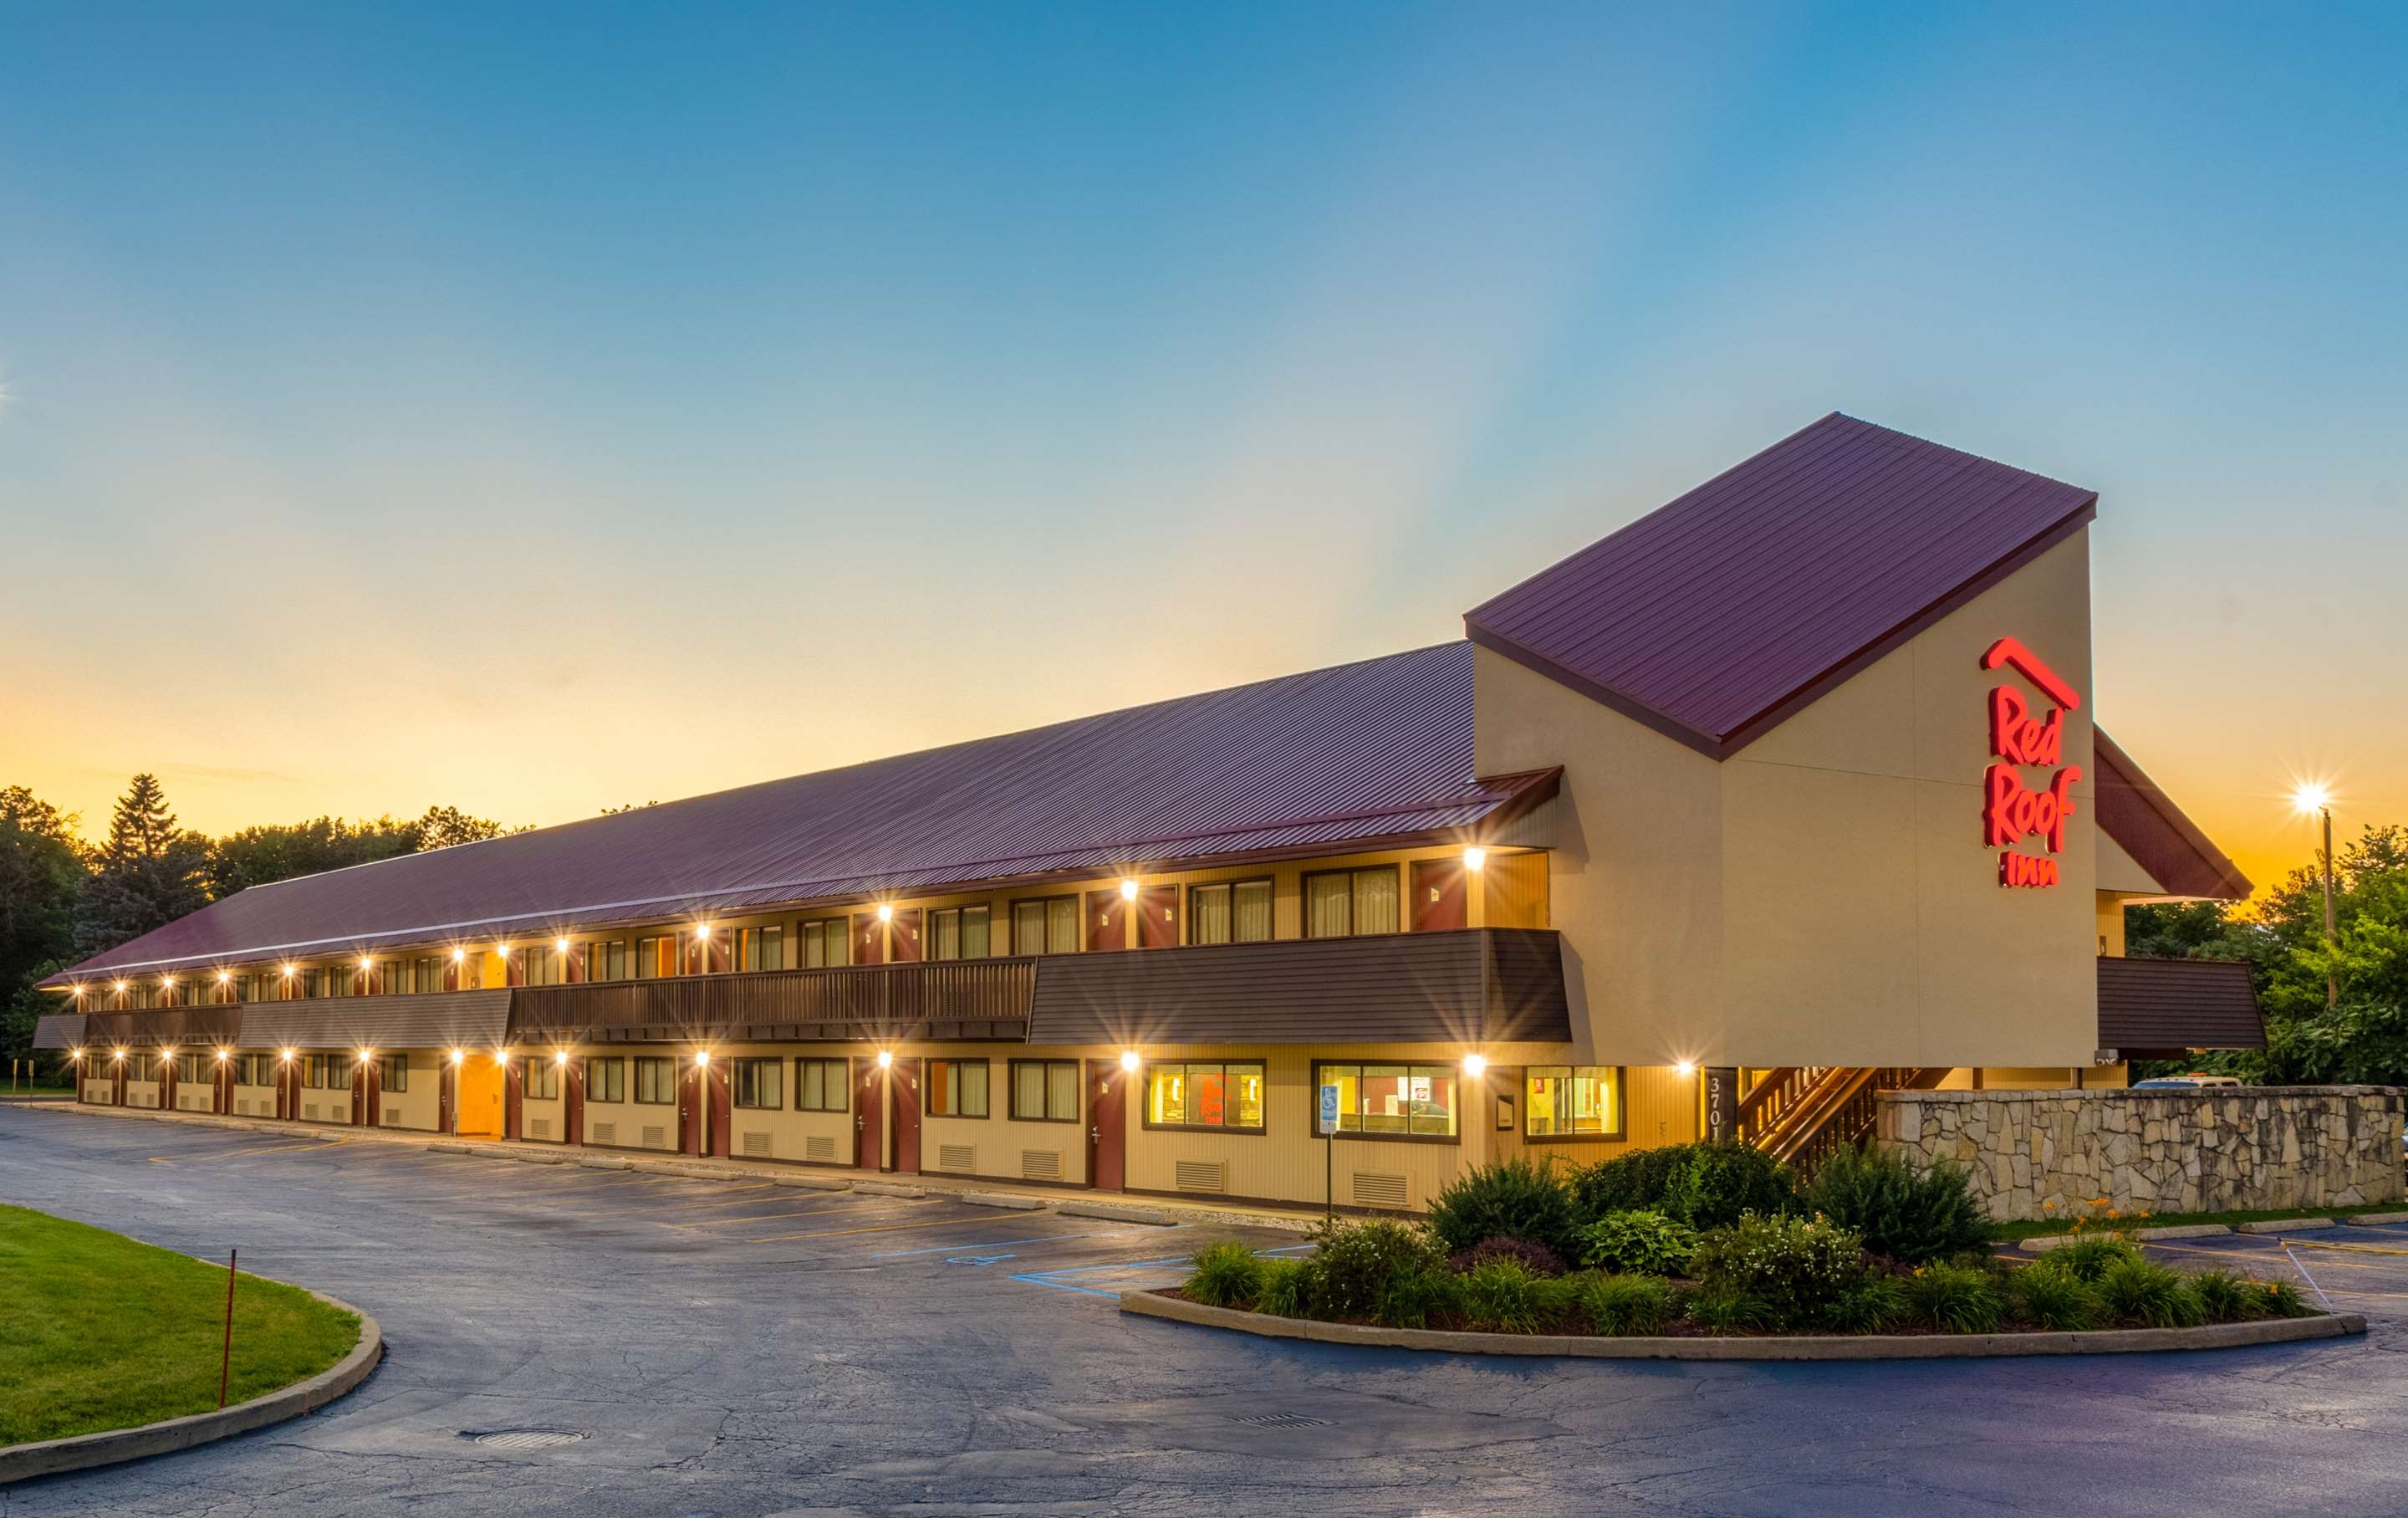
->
76, 774, 208, 954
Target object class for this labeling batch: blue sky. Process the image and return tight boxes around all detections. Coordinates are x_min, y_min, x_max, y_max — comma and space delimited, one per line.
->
3, 3, 2403, 883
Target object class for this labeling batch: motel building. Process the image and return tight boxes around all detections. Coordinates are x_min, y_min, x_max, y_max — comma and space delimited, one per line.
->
36, 415, 2265, 1210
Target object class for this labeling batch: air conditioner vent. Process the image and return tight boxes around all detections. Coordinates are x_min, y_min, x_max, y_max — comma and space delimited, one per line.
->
529, 1117, 552, 1140
384, 1107, 402, 1127
642, 1125, 668, 1149
1174, 1160, 1227, 1193
742, 1132, 772, 1157
591, 1122, 617, 1147
1352, 1172, 1409, 1209
1022, 1149, 1063, 1182
304, 1103, 320, 1121
937, 1143, 976, 1173
805, 1134, 838, 1163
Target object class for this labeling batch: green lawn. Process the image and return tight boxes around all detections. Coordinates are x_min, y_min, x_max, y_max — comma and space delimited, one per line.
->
0, 1206, 361, 1448
1991, 1199, 2408, 1242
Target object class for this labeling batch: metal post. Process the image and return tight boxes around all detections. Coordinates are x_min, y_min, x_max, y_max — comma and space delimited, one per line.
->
2322, 806, 2339, 1009
219, 1248, 237, 1408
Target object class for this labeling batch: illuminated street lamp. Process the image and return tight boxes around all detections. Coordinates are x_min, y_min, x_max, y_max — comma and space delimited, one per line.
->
2293, 783, 2339, 1009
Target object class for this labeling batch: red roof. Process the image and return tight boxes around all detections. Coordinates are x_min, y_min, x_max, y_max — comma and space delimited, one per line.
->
50, 643, 1552, 982
1464, 413, 2099, 758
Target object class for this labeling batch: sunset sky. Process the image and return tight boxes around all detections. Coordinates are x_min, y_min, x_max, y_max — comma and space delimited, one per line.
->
3, 3, 2402, 894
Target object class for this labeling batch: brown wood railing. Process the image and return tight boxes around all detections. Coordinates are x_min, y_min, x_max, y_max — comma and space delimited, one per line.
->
1742, 1066, 1951, 1172
508, 957, 1041, 1043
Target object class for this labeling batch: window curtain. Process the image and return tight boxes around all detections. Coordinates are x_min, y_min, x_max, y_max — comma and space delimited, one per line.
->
1232, 880, 1274, 942
1306, 874, 1353, 938
1191, 886, 1232, 946
1354, 868, 1400, 934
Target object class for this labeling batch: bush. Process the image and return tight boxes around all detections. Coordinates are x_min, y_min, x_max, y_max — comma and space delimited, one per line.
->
1686, 1290, 1779, 1333
1905, 1263, 2004, 1333
1569, 1145, 1699, 1219
1306, 1218, 1446, 1321
1426, 1158, 1581, 1260
2262, 1278, 2314, 1318
1186, 1240, 1267, 1308
2095, 1258, 2204, 1328
1574, 1210, 1700, 1275
1450, 1235, 1569, 1277
2008, 1265, 2104, 1331
1461, 1259, 1555, 1334
1687, 1213, 1868, 1326
1252, 1259, 1315, 1318
2186, 1269, 2264, 1325
1377, 1267, 1467, 1331
1663, 1144, 1799, 1229
2039, 1234, 2143, 1283
1821, 1275, 1910, 1333
1802, 1143, 1989, 1265
1573, 1273, 1679, 1336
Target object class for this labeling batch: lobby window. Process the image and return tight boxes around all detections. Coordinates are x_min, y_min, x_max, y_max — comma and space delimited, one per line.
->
585, 1057, 626, 1104
524, 1059, 562, 1101
1303, 866, 1401, 938
799, 919, 849, 969
381, 1054, 409, 1094
1145, 1061, 1265, 1132
928, 1058, 989, 1117
929, 906, 991, 962
1009, 897, 1079, 957
585, 939, 630, 982
732, 1057, 783, 1109
796, 1058, 849, 1113
1188, 880, 1274, 946
1010, 1060, 1079, 1122
1316, 1061, 1457, 1139
238, 1054, 273, 1086
737, 926, 786, 973
634, 1057, 676, 1104
636, 935, 680, 979
1525, 1066, 1624, 1139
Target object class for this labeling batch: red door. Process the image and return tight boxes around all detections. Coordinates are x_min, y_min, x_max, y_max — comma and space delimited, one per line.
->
707, 1062, 732, 1158
855, 1057, 883, 1169
564, 1060, 584, 1147
853, 913, 888, 966
1136, 886, 1178, 948
113, 1059, 127, 1107
215, 1059, 233, 1114
677, 1064, 701, 1154
1411, 858, 1469, 933
890, 1058, 922, 1174
1086, 1058, 1125, 1191
159, 1055, 177, 1112
1085, 890, 1130, 953
504, 1061, 524, 1142
278, 1061, 296, 1119
439, 1061, 457, 1135
888, 908, 924, 963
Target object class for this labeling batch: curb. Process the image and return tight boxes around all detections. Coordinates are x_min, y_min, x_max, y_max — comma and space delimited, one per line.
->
1117, 1291, 2369, 1360
770, 1173, 851, 1190
1058, 1201, 1172, 1226
2237, 1218, 2337, 1234
855, 1182, 926, 1199
963, 1192, 1044, 1211
2018, 1224, 2236, 1252
2345, 1212, 2408, 1227
0, 1289, 382, 1485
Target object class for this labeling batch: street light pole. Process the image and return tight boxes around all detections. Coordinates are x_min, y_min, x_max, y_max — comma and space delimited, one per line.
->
2318, 802, 2338, 1009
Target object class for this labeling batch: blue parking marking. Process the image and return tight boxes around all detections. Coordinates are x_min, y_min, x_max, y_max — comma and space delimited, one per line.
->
862, 1226, 1165, 1260
1010, 1255, 1200, 1297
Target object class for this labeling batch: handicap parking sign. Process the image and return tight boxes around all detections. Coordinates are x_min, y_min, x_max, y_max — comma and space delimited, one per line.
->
1319, 1083, 1339, 1136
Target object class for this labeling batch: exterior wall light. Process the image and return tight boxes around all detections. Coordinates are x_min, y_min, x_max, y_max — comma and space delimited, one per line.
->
279, 1049, 294, 1062
1675, 1060, 1696, 1078
1119, 1050, 1140, 1072
694, 1050, 712, 1068
359, 957, 373, 972
217, 970, 232, 984
555, 938, 569, 954
1119, 879, 1139, 902
875, 904, 893, 923
554, 1050, 569, 1066
693, 925, 712, 941
215, 1048, 229, 1062
161, 975, 175, 989
875, 1050, 892, 1069
281, 964, 295, 978
451, 1048, 467, 1066
452, 948, 467, 963
495, 943, 510, 958
1464, 846, 1487, 871
359, 1048, 375, 1064
114, 980, 129, 994
1462, 1053, 1488, 1078
112, 1049, 125, 1061
71, 985, 84, 999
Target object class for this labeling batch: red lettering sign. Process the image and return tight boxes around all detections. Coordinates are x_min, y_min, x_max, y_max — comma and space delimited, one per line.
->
1980, 636, 2080, 889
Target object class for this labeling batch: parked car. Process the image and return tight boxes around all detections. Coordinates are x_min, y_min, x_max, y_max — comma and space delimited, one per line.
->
2131, 1075, 2244, 1090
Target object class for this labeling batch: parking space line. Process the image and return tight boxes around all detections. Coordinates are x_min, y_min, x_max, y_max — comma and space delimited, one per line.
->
737, 1213, 1019, 1245
146, 1138, 343, 1164
861, 1227, 1149, 1259
1009, 1256, 1197, 1297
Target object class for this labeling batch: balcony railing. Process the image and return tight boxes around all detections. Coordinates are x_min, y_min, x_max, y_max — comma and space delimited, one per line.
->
509, 957, 1041, 1044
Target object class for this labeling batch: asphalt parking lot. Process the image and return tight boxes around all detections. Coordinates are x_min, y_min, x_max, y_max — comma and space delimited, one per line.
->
10, 1105, 2408, 1517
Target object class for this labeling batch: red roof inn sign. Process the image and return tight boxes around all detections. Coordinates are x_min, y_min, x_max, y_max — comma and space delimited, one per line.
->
1982, 636, 2081, 889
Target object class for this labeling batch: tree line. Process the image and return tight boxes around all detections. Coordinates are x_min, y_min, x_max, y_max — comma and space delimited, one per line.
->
0, 774, 518, 1065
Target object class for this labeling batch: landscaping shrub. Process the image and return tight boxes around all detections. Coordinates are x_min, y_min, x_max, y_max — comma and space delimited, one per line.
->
2185, 1269, 2264, 1325
1820, 1276, 1910, 1333
1426, 1157, 1580, 1260
1569, 1144, 1699, 1220
1662, 1144, 1798, 1229
1460, 1259, 1553, 1334
2095, 1257, 2205, 1328
1905, 1263, 2004, 1333
2262, 1278, 2313, 1318
2040, 1234, 2143, 1283
1376, 1267, 1467, 1331
1686, 1213, 1868, 1326
1685, 1289, 1779, 1333
2008, 1265, 2104, 1331
1802, 1143, 1988, 1265
1306, 1218, 1446, 1321
1450, 1235, 1569, 1277
1252, 1259, 1315, 1319
1574, 1209, 1699, 1276
1573, 1273, 1679, 1337
1186, 1240, 1267, 1308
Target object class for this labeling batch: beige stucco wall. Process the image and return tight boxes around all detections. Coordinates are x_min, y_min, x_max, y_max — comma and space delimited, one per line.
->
1477, 528, 2104, 1069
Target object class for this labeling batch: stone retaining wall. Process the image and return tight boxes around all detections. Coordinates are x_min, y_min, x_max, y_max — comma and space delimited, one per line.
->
1878, 1086, 2406, 1221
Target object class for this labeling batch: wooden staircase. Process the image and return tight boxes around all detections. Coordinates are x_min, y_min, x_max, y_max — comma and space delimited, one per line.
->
1735, 1066, 1951, 1172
